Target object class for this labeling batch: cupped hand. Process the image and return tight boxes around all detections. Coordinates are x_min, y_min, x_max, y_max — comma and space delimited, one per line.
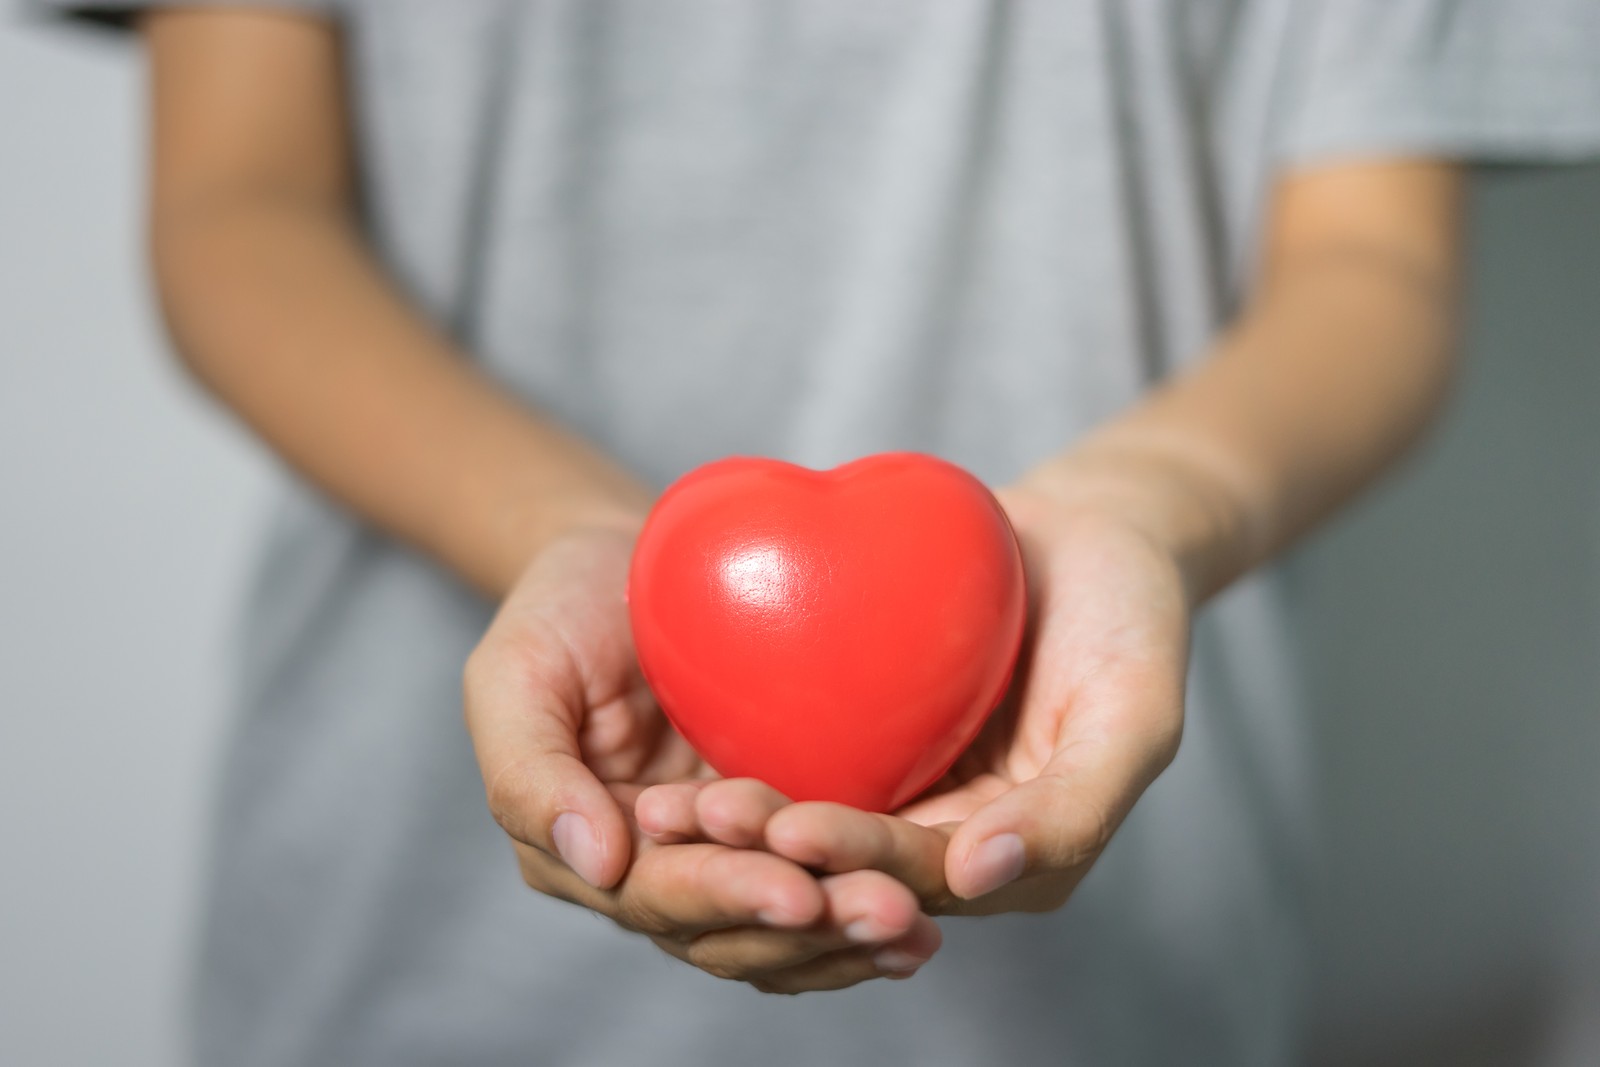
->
463, 527, 941, 989
637, 483, 1190, 916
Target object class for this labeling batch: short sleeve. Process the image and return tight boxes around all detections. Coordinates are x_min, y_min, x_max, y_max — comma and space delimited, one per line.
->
1278, 0, 1600, 165
23, 0, 338, 31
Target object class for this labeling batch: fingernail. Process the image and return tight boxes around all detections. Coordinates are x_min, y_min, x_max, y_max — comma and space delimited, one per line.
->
844, 917, 893, 944
757, 904, 809, 928
872, 947, 929, 976
963, 833, 1025, 897
552, 812, 604, 888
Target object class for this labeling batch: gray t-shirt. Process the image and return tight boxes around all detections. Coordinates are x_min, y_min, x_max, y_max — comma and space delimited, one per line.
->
39, 1, 1600, 1064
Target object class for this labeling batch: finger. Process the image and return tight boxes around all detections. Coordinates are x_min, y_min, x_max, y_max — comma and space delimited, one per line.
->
578, 683, 664, 780
518, 836, 826, 936
945, 720, 1179, 905
675, 870, 921, 978
694, 778, 792, 847
620, 842, 826, 935
764, 803, 955, 910
656, 910, 943, 992
821, 869, 921, 946
748, 914, 944, 994
465, 633, 631, 890
635, 780, 713, 842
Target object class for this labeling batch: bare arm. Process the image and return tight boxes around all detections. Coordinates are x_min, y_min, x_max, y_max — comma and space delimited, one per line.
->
144, 9, 646, 598
1033, 159, 1463, 603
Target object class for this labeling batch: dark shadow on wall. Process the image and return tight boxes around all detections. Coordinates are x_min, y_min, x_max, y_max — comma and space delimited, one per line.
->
1295, 164, 1600, 1067
1310, 974, 1557, 1067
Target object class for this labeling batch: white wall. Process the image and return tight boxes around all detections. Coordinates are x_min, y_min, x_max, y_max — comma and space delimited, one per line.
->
0, 14, 277, 1066
2, 11, 1596, 1067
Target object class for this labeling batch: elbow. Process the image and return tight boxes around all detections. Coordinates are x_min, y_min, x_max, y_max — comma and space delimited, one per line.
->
143, 187, 340, 395
145, 212, 217, 389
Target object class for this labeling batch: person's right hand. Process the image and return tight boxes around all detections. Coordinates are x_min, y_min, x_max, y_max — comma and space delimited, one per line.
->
463, 526, 943, 992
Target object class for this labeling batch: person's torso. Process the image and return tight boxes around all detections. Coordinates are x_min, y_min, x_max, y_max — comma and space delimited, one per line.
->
200, 4, 1314, 1064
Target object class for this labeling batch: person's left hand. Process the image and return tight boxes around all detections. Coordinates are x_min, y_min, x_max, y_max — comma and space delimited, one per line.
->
635, 480, 1191, 917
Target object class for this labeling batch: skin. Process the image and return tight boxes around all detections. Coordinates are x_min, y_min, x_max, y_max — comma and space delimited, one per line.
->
144, 9, 1462, 992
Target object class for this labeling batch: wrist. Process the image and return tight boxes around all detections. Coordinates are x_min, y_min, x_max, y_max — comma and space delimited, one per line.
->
497, 490, 648, 593
1009, 443, 1260, 605
448, 476, 647, 600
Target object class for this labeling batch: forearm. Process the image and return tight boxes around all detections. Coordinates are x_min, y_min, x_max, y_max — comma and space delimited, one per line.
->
1022, 240, 1459, 603
152, 193, 647, 598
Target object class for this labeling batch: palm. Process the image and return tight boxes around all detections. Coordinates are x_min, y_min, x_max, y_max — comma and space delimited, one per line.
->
499, 530, 705, 789
896, 489, 1189, 829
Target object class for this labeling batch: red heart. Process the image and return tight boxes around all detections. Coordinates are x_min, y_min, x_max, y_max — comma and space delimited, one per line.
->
627, 453, 1027, 812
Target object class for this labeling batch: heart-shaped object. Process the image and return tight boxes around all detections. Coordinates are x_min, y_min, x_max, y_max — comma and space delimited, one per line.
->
627, 453, 1027, 812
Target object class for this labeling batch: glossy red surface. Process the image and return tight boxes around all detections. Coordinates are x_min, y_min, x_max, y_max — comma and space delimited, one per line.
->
627, 453, 1027, 812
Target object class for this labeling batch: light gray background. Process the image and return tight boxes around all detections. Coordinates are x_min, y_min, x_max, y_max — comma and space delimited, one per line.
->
2, 15, 1596, 1067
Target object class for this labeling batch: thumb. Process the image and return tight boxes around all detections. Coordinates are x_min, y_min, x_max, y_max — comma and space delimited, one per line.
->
944, 727, 1178, 903
464, 642, 632, 890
